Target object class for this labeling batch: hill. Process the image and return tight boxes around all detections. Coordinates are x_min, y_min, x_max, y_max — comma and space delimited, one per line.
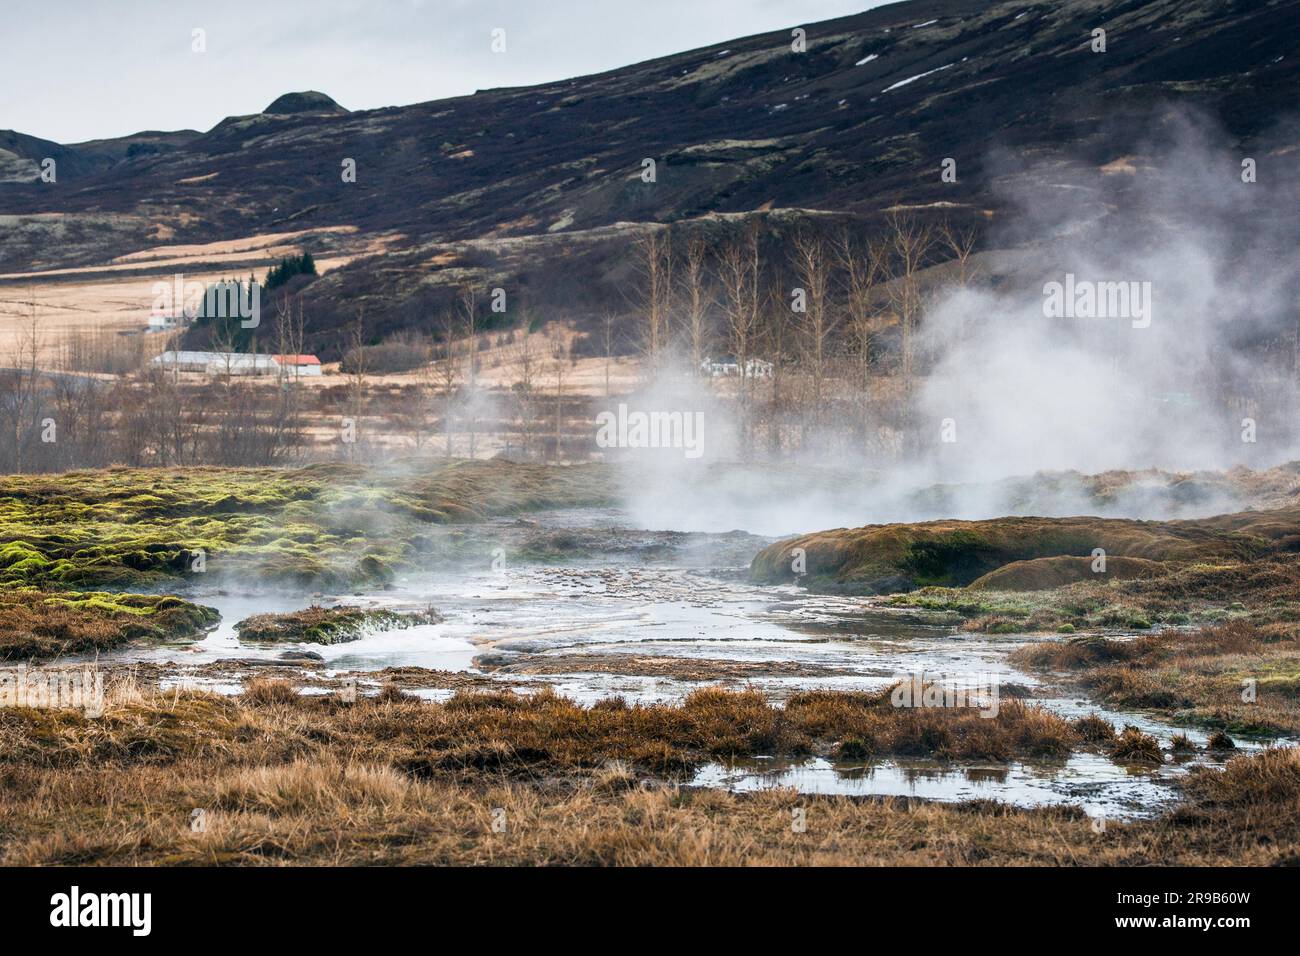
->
1, 0, 1297, 356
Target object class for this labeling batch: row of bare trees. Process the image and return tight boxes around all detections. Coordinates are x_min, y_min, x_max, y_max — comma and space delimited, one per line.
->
0, 293, 313, 473
0, 215, 978, 472
630, 214, 980, 457
418, 293, 580, 461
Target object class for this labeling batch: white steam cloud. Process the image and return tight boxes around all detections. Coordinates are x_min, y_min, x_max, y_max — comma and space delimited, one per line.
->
616, 108, 1300, 535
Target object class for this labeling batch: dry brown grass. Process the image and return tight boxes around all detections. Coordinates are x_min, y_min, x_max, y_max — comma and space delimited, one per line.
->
1, 707, 1298, 866
1011, 620, 1300, 735
1110, 727, 1164, 764
0, 683, 1086, 780
1184, 744, 1300, 808
786, 689, 1076, 760
240, 676, 303, 707
1072, 713, 1118, 743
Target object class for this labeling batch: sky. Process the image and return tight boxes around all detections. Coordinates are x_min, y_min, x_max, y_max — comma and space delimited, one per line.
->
2, 0, 890, 143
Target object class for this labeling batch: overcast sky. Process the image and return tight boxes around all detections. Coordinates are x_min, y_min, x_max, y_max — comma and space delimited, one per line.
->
4, 0, 891, 143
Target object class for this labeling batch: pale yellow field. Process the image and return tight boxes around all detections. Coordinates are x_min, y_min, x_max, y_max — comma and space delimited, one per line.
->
315, 326, 644, 397
0, 225, 643, 397
0, 228, 384, 365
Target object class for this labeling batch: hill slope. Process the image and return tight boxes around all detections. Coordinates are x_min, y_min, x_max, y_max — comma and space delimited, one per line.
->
1, 0, 1297, 354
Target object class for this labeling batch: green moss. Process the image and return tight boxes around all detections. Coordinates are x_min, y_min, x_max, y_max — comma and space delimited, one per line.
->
0, 460, 613, 593
899, 531, 993, 586
0, 589, 218, 661
235, 605, 442, 645
752, 509, 1291, 595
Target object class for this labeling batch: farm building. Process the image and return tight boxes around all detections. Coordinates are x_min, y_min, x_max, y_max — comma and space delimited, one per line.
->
150, 351, 219, 373
700, 356, 774, 379
150, 351, 282, 376
273, 354, 323, 377
212, 354, 280, 376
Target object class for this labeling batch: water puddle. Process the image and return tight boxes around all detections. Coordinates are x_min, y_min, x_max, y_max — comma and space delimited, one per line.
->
691, 754, 1182, 819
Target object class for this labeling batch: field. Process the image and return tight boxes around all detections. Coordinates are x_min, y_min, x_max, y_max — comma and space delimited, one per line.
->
1, 458, 1298, 867
0, 228, 365, 366
3, 680, 1298, 866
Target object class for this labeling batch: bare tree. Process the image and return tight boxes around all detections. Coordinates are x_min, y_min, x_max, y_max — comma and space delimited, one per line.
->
837, 229, 887, 451
268, 296, 307, 462
760, 283, 791, 459
205, 315, 262, 466
633, 228, 673, 369
680, 235, 712, 373
1, 290, 45, 472
139, 362, 196, 466
459, 285, 480, 458
887, 213, 934, 397
837, 228, 886, 346
938, 220, 980, 346
601, 311, 618, 399
938, 220, 979, 287
209, 318, 239, 381
508, 310, 542, 459
717, 222, 762, 455
344, 310, 367, 461
406, 337, 440, 452
437, 308, 459, 458
549, 328, 571, 461
790, 227, 835, 438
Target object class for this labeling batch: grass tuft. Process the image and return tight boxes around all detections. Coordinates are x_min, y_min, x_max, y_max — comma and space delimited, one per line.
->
1110, 727, 1163, 764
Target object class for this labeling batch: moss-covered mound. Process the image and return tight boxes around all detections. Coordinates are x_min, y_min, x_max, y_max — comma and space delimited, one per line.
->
750, 508, 1300, 595
0, 590, 218, 661
968, 555, 1167, 591
888, 553, 1300, 635
0, 459, 613, 592
235, 605, 442, 645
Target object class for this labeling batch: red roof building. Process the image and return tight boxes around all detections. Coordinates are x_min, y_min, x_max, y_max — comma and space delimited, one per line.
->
272, 354, 323, 376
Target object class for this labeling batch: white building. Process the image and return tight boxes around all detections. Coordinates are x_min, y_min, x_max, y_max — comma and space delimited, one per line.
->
150, 350, 216, 372
700, 356, 774, 379
213, 354, 280, 376
150, 351, 279, 376
273, 354, 323, 377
